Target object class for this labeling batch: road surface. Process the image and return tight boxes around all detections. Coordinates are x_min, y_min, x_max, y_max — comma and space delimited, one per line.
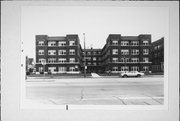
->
26, 76, 164, 105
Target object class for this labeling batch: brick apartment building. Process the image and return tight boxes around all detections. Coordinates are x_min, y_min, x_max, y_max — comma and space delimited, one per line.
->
151, 37, 164, 73
36, 35, 83, 73
35, 34, 158, 74
101, 34, 152, 73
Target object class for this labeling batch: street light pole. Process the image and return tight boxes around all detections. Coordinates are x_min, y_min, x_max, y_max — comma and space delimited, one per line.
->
83, 33, 86, 78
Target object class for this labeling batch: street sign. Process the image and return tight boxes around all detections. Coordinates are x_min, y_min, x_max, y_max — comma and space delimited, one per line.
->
41, 59, 46, 65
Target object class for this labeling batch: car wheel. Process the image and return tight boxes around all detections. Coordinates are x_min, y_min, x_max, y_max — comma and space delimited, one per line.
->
123, 75, 128, 78
137, 74, 141, 77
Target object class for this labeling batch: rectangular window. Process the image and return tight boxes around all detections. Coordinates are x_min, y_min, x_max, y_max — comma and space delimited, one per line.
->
121, 41, 129, 46
143, 58, 149, 62
112, 49, 118, 55
58, 41, 66, 46
48, 58, 56, 63
58, 67, 66, 72
121, 49, 129, 55
69, 58, 75, 63
58, 50, 66, 55
112, 67, 118, 71
112, 40, 118, 45
143, 40, 149, 46
48, 50, 56, 55
69, 41, 75, 46
87, 52, 91, 55
143, 66, 149, 71
48, 67, 56, 72
131, 41, 139, 46
88, 62, 91, 65
93, 62, 96, 65
143, 49, 149, 55
86, 57, 91, 61
39, 67, 44, 72
131, 58, 139, 63
38, 50, 44, 55
69, 49, 75, 55
48, 41, 56, 46
121, 66, 129, 71
93, 52, 97, 55
38, 41, 44, 46
38, 58, 45, 63
131, 49, 139, 55
69, 67, 75, 71
112, 58, 118, 62
93, 57, 96, 61
58, 58, 66, 63
131, 66, 139, 71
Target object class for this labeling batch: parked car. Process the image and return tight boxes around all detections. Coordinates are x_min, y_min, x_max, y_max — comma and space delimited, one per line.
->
120, 71, 144, 78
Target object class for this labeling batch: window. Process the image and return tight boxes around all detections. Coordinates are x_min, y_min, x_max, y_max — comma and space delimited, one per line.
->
143, 49, 149, 55
38, 41, 44, 46
69, 41, 75, 46
38, 50, 44, 55
131, 41, 139, 46
120, 58, 129, 62
86, 57, 91, 61
69, 67, 75, 71
48, 50, 56, 55
69, 49, 75, 55
58, 41, 66, 46
48, 67, 56, 72
93, 52, 97, 55
143, 66, 149, 71
58, 50, 66, 55
93, 57, 96, 61
131, 66, 139, 71
48, 58, 56, 63
112, 49, 118, 55
121, 66, 129, 71
121, 49, 129, 55
143, 58, 149, 62
143, 40, 149, 46
58, 67, 66, 72
131, 58, 139, 63
88, 62, 91, 65
58, 58, 66, 63
69, 58, 75, 63
93, 62, 96, 65
121, 41, 129, 46
48, 41, 56, 46
112, 67, 118, 71
112, 58, 118, 62
38, 58, 45, 63
131, 49, 139, 55
87, 52, 91, 55
112, 40, 118, 45
39, 67, 44, 72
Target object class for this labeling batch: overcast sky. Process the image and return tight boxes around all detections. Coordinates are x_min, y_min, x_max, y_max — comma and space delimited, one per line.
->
21, 6, 169, 58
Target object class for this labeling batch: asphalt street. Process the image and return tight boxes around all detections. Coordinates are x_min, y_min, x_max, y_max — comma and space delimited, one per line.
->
26, 76, 164, 105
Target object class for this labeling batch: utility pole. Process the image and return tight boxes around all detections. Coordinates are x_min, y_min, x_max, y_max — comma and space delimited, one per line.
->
83, 33, 86, 78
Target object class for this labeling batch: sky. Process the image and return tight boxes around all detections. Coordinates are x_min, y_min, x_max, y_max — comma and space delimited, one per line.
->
21, 6, 169, 59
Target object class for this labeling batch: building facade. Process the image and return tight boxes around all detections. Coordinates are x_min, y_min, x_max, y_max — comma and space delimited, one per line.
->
35, 34, 156, 74
101, 34, 152, 73
83, 48, 102, 73
36, 35, 83, 74
151, 37, 164, 73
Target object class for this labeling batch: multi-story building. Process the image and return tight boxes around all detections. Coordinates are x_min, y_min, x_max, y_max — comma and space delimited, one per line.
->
83, 48, 102, 73
35, 35, 83, 73
35, 34, 156, 74
151, 37, 164, 73
101, 34, 152, 73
